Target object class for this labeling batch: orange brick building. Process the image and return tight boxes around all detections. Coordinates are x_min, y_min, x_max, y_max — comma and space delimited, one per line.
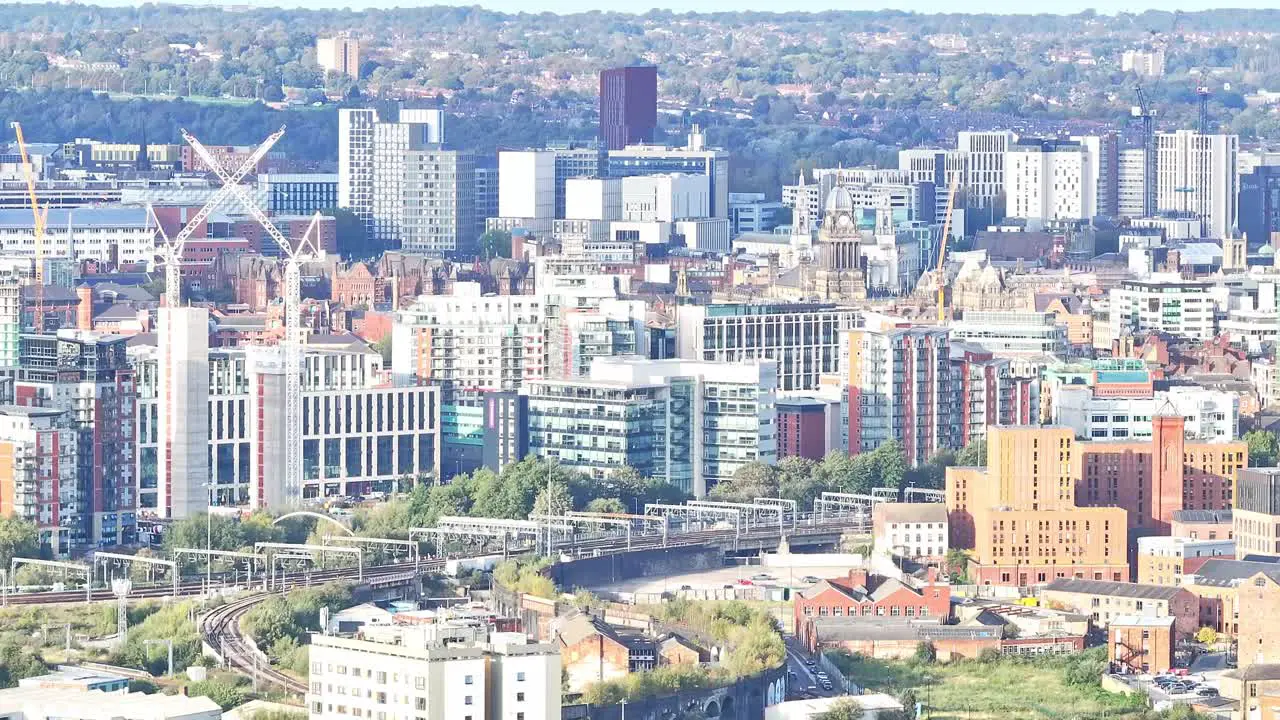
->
946, 426, 1129, 586
1108, 615, 1175, 675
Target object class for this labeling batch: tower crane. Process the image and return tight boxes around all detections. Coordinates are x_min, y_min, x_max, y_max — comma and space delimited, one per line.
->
150, 126, 285, 308
10, 122, 47, 332
934, 176, 961, 324
182, 127, 324, 507
1131, 84, 1157, 217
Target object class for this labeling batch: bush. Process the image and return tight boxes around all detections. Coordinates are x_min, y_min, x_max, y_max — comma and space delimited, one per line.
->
492, 559, 556, 599
109, 601, 202, 675
188, 679, 246, 711
914, 641, 936, 664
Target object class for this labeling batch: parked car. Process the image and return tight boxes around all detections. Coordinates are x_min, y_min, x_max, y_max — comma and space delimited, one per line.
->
801, 575, 821, 583
752, 573, 775, 581
1197, 688, 1219, 697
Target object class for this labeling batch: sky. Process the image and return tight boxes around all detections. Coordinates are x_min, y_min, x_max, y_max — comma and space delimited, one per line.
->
216, 0, 1280, 11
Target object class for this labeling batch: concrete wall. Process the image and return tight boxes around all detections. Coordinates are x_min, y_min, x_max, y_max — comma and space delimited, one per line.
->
563, 663, 787, 720
551, 545, 722, 590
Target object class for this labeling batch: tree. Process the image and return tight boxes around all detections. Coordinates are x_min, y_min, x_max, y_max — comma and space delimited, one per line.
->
479, 229, 512, 259
0, 517, 39, 568
1245, 430, 1276, 467
323, 207, 374, 258
944, 548, 970, 579
815, 698, 863, 720
913, 641, 936, 663
188, 680, 246, 711
585, 498, 627, 514
532, 481, 573, 516
956, 438, 988, 467
710, 462, 779, 502
1195, 626, 1218, 644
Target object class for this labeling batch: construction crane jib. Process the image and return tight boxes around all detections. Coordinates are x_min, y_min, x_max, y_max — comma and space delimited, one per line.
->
10, 122, 48, 332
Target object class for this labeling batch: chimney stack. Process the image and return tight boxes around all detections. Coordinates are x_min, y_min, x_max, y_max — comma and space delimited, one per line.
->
75, 285, 92, 330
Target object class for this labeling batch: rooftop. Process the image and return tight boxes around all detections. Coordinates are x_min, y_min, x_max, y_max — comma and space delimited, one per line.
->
1042, 578, 1185, 601
1108, 614, 1175, 628
0, 686, 220, 720
874, 503, 948, 525
0, 207, 154, 228
1172, 509, 1233, 524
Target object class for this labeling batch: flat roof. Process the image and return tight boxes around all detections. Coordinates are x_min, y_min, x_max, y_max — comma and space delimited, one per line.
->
1109, 614, 1175, 628
0, 405, 64, 418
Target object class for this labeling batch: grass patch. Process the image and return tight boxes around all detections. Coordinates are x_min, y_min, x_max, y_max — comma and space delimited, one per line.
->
827, 648, 1152, 720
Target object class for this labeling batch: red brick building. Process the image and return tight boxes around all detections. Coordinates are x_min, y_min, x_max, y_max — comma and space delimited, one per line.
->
795, 568, 951, 650
331, 262, 377, 307
776, 397, 830, 460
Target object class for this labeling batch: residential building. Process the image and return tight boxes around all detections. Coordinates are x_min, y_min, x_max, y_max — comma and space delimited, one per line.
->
872, 503, 949, 561
473, 159, 499, 239
950, 342, 1039, 447
1073, 133, 1119, 218
776, 395, 839, 461
1235, 468, 1280, 560
392, 283, 544, 395
1155, 131, 1238, 239
794, 568, 951, 652
944, 426, 1129, 586
307, 630, 560, 720
949, 310, 1067, 357
0, 686, 220, 720
544, 298, 647, 380
607, 126, 729, 218
957, 131, 1016, 210
1171, 509, 1233, 541
1053, 383, 1238, 442
498, 151, 555, 221
550, 144, 604, 218
0, 406, 77, 554
1109, 276, 1218, 342
842, 321, 954, 466
1004, 138, 1095, 222
338, 108, 465, 253
599, 65, 657, 151
1135, 536, 1234, 586
1222, 570, 1280, 720
1183, 558, 1280, 636
674, 302, 862, 392
155, 307, 210, 519
258, 174, 340, 216
481, 390, 528, 474
1108, 615, 1175, 675
316, 34, 361, 79
524, 357, 777, 496
1039, 578, 1200, 637
15, 330, 135, 547
1117, 148, 1147, 218
1122, 48, 1166, 77
0, 208, 158, 266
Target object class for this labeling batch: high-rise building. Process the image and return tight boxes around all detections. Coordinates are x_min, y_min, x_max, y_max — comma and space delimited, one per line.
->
155, 307, 210, 519
1156, 130, 1239, 239
607, 126, 729, 219
550, 144, 604, 219
0, 405, 78, 554
675, 302, 862, 392
1117, 148, 1147, 218
599, 65, 657, 151
258, 174, 340, 216
949, 310, 1067, 357
1239, 164, 1280, 247
945, 426, 1129, 586
497, 151, 555, 221
338, 108, 465, 253
473, 158, 499, 240
1004, 138, 1095, 222
316, 35, 361, 79
1109, 276, 1218, 342
16, 330, 135, 547
1073, 133, 1119, 218
1122, 48, 1166, 78
1235, 468, 1280, 560
956, 131, 1016, 210
842, 321, 954, 467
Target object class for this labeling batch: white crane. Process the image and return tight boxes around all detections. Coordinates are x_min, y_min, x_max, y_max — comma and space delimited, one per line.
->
151, 127, 285, 308
181, 127, 324, 507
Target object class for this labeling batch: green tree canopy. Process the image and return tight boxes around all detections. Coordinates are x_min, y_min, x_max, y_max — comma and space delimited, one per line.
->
1245, 430, 1276, 467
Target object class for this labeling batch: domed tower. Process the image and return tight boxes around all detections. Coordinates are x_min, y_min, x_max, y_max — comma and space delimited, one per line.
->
818, 185, 862, 271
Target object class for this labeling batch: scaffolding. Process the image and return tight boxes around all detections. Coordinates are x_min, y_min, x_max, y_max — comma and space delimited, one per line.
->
92, 551, 178, 597
11, 558, 92, 602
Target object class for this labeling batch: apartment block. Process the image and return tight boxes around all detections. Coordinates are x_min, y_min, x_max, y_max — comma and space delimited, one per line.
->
1135, 536, 1234, 586
307, 632, 560, 720
317, 35, 360, 79
16, 330, 135, 547
524, 357, 776, 496
945, 426, 1129, 586
675, 302, 862, 392
1004, 138, 1095, 222
1155, 130, 1238, 239
0, 406, 77, 554
1235, 468, 1280, 560
1109, 276, 1218, 342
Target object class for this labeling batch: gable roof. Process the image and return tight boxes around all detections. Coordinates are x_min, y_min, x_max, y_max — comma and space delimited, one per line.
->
555, 613, 624, 648
1043, 578, 1184, 601
1187, 558, 1280, 587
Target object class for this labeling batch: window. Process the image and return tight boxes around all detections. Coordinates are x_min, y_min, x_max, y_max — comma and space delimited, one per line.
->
465, 696, 473, 706
464, 675, 474, 685
415, 698, 426, 711
517, 692, 525, 701
516, 672, 526, 682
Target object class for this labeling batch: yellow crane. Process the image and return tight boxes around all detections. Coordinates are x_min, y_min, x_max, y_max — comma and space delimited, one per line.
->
935, 176, 961, 324
10, 122, 47, 333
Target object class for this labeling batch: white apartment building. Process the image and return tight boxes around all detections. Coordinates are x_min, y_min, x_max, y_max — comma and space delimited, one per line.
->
564, 177, 622, 221
873, 503, 949, 561
392, 282, 545, 392
307, 632, 560, 720
1005, 139, 1095, 222
0, 269, 18, 368
620, 173, 710, 222
1054, 385, 1238, 441
133, 339, 441, 509
528, 357, 778, 496
675, 302, 863, 392
0, 208, 157, 266
1109, 276, 1218, 342
957, 131, 1016, 209
338, 108, 464, 253
950, 310, 1067, 357
1118, 148, 1147, 218
1122, 48, 1166, 77
498, 151, 555, 220
317, 35, 361, 79
155, 307, 210, 519
1222, 281, 1280, 353
1254, 360, 1280, 410
1156, 131, 1238, 239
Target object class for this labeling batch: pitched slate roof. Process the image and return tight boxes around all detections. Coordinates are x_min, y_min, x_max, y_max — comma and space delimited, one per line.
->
1043, 578, 1183, 601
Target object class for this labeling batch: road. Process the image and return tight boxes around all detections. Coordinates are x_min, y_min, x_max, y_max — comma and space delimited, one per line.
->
785, 638, 841, 699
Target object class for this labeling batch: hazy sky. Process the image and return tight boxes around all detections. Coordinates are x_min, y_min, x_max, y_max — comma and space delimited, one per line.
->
244, 0, 1280, 11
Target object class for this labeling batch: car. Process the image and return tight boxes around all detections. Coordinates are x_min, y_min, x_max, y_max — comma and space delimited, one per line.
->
801, 575, 821, 583
1165, 683, 1193, 694
806, 684, 818, 693
679, 584, 692, 591
804, 658, 817, 667
723, 584, 735, 589
821, 682, 833, 691
752, 573, 775, 581
1196, 688, 1219, 697
737, 579, 753, 585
